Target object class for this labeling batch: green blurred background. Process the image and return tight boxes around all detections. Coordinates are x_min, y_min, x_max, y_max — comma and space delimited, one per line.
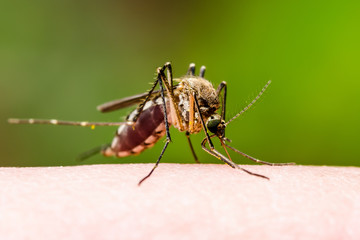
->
1, 0, 359, 167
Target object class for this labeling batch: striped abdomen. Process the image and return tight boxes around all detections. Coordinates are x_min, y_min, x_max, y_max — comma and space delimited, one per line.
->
103, 100, 170, 157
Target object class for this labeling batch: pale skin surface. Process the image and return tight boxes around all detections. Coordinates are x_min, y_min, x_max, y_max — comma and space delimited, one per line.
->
0, 164, 359, 240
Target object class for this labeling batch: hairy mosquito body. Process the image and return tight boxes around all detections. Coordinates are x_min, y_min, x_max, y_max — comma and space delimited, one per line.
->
8, 62, 295, 185
174, 76, 220, 132
103, 75, 220, 158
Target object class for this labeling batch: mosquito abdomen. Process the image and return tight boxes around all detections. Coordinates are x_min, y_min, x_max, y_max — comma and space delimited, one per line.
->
103, 102, 169, 157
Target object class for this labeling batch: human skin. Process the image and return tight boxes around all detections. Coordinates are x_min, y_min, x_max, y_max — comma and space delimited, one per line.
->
0, 164, 359, 240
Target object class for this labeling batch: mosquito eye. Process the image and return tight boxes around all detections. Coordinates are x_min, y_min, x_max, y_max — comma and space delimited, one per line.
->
207, 119, 221, 134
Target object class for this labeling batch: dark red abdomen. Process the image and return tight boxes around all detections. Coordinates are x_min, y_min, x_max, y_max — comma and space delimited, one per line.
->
103, 103, 168, 157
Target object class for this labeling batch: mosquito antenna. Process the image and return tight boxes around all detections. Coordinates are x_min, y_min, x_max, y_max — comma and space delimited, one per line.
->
8, 118, 130, 128
226, 80, 271, 126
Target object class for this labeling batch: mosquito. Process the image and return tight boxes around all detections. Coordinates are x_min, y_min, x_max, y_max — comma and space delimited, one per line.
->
8, 62, 294, 185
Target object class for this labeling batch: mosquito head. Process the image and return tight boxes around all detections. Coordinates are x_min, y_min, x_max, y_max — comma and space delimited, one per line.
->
206, 114, 226, 138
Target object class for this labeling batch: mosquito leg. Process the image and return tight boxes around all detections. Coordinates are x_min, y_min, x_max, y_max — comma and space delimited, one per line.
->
224, 143, 295, 166
8, 118, 128, 127
138, 141, 170, 185
138, 71, 172, 185
186, 92, 198, 163
164, 62, 173, 88
199, 65, 206, 78
193, 93, 216, 150
193, 92, 265, 178
201, 137, 269, 180
130, 62, 175, 124
216, 81, 227, 121
131, 77, 160, 123
158, 63, 185, 131
158, 73, 172, 143
211, 148, 269, 179
188, 93, 195, 133
186, 131, 199, 163
200, 137, 236, 167
187, 63, 195, 75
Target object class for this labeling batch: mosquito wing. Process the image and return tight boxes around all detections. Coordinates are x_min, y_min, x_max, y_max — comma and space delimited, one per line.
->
97, 83, 180, 113
97, 90, 162, 113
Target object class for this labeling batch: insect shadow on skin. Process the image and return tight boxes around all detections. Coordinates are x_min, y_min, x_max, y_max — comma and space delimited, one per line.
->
8, 62, 295, 185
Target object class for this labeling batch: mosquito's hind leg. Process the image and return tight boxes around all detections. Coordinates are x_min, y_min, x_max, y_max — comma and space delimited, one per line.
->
130, 79, 160, 124
138, 67, 173, 185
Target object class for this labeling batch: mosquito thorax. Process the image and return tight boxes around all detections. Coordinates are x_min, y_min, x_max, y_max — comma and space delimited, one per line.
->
175, 76, 220, 133
206, 114, 225, 137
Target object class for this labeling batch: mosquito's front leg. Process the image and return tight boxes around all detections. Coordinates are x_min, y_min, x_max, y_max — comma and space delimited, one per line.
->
223, 143, 295, 166
201, 137, 269, 180
192, 90, 269, 180
200, 137, 236, 167
193, 92, 216, 150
